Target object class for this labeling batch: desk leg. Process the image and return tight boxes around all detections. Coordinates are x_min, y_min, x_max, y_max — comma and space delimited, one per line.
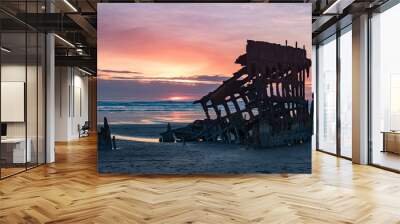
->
382, 133, 386, 153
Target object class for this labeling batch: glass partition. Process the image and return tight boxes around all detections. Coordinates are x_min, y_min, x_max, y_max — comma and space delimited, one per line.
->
370, 3, 400, 171
1, 30, 28, 177
339, 26, 352, 158
317, 35, 337, 154
0, 2, 46, 179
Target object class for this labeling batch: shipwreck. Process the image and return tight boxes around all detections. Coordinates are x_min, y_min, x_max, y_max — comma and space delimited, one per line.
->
160, 40, 313, 148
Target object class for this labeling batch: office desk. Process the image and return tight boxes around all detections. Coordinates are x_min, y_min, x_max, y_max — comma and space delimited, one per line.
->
382, 131, 400, 154
1, 138, 31, 163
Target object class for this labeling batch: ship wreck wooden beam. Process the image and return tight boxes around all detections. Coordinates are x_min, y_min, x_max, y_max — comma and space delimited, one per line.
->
161, 40, 312, 148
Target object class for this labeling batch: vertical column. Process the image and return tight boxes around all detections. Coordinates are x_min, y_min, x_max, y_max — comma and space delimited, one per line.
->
45, 0, 55, 163
352, 14, 369, 164
46, 33, 55, 163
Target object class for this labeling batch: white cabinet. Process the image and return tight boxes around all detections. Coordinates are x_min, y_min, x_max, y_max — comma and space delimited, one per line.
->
1, 138, 32, 163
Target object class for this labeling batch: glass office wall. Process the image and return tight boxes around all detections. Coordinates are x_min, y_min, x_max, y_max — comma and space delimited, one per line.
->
0, 2, 46, 179
317, 35, 337, 154
370, 3, 400, 171
1, 28, 28, 177
339, 26, 352, 158
316, 24, 353, 159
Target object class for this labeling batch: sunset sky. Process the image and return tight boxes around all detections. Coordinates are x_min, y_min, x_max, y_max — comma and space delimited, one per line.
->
98, 3, 311, 101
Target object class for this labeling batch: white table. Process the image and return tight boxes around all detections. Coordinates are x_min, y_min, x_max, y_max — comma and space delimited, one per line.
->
1, 138, 31, 163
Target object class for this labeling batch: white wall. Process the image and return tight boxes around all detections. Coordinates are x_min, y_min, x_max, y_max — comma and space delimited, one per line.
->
72, 73, 89, 138
1, 64, 26, 138
55, 66, 70, 141
1, 64, 42, 138
1, 63, 46, 164
55, 67, 89, 141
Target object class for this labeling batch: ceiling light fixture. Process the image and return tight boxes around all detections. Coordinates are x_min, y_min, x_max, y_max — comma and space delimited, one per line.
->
1, 47, 11, 53
63, 0, 78, 12
322, 0, 344, 15
78, 67, 93, 76
54, 34, 75, 48
76, 48, 84, 55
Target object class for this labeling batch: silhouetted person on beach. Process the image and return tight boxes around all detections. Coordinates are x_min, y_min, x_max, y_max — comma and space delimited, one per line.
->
112, 136, 117, 150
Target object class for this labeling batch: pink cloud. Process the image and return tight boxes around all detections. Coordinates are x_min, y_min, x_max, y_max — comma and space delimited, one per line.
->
97, 3, 312, 101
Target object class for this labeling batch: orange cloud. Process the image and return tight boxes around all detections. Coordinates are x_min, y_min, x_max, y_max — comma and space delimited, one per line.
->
97, 4, 312, 101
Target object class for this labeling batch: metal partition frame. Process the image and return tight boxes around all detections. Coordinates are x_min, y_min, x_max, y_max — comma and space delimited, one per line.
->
0, 1, 47, 180
367, 0, 400, 173
315, 23, 353, 160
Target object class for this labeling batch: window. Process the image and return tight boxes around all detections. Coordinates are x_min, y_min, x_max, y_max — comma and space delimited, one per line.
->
317, 35, 337, 154
370, 3, 400, 171
0, 2, 46, 179
339, 26, 352, 158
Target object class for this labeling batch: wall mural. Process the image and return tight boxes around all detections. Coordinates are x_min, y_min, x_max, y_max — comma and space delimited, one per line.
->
97, 3, 313, 174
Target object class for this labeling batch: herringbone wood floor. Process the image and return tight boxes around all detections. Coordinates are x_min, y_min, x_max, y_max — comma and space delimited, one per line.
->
1, 136, 400, 224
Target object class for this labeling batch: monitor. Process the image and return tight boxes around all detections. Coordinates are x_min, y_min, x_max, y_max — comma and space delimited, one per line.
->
1, 123, 7, 137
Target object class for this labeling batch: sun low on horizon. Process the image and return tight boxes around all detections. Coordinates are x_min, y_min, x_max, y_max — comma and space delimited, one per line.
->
167, 96, 192, 101
97, 3, 311, 101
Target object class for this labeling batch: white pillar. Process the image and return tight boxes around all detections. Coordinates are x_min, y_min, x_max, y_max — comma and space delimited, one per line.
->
352, 14, 369, 164
46, 32, 55, 163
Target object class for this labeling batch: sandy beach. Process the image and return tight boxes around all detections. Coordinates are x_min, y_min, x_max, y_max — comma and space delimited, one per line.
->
98, 124, 311, 174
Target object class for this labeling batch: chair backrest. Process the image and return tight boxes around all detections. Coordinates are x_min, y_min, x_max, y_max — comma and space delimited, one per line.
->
82, 121, 90, 129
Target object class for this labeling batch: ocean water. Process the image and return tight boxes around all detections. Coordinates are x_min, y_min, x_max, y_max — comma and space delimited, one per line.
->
98, 101, 205, 124
97, 102, 312, 174
98, 98, 313, 125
